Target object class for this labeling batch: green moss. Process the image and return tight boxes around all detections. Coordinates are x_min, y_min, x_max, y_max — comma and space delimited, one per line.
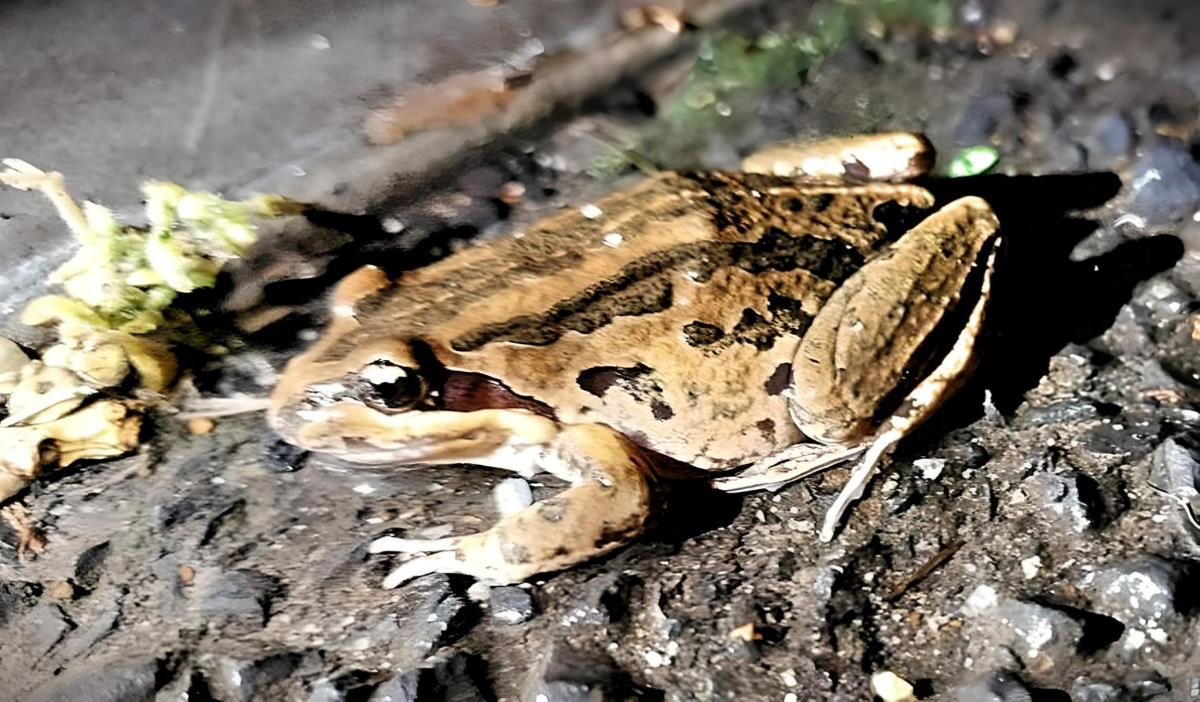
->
595, 0, 956, 174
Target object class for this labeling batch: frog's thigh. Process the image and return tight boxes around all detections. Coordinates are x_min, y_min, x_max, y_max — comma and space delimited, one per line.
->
371, 424, 652, 587
790, 195, 1000, 444
741, 132, 935, 183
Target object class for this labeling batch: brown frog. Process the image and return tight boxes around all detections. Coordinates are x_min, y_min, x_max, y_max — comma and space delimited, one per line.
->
269, 132, 1000, 587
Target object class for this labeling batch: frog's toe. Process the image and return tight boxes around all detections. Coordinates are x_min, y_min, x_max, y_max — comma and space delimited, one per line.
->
713, 442, 866, 493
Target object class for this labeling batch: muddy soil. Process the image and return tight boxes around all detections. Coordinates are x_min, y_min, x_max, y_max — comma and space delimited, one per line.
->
2, 0, 1199, 700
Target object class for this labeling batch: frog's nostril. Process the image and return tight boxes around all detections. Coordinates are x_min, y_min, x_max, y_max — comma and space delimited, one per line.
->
360, 360, 425, 412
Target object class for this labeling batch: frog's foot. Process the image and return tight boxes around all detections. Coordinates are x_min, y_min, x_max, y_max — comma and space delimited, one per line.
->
741, 132, 935, 183
369, 424, 653, 588
711, 442, 866, 493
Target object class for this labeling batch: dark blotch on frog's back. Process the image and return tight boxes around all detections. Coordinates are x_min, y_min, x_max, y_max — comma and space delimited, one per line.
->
764, 363, 792, 395
577, 364, 674, 421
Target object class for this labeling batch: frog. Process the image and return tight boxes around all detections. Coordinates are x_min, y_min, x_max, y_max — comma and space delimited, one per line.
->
268, 132, 1000, 588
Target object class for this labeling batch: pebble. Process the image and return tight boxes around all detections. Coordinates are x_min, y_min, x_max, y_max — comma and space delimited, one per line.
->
1085, 558, 1184, 636
871, 671, 915, 702
493, 477, 533, 517
1128, 143, 1200, 225
489, 586, 535, 625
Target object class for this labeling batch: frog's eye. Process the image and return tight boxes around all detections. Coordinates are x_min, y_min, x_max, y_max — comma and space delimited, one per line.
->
358, 360, 425, 413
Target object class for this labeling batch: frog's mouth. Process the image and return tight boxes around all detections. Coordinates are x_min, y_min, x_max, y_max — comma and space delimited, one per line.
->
271, 359, 561, 466
275, 400, 559, 468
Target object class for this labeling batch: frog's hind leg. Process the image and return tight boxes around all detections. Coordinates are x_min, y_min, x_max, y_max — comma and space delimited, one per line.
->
715, 198, 1000, 541
814, 248, 993, 541
369, 423, 653, 587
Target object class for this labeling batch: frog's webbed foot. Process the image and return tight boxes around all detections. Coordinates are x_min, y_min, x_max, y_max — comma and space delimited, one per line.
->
369, 424, 653, 588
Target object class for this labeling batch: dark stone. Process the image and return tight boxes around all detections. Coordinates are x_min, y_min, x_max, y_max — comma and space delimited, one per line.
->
1128, 143, 1200, 226
527, 644, 662, 702
28, 658, 158, 702
1023, 472, 1101, 532
195, 568, 279, 626
0, 580, 42, 626
384, 576, 476, 668
964, 595, 1084, 673
1070, 681, 1124, 702
209, 652, 304, 702
956, 670, 1035, 702
489, 586, 535, 625
370, 653, 493, 702
263, 438, 309, 473
73, 541, 112, 589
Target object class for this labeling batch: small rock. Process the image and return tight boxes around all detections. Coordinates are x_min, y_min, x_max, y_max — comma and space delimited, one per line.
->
493, 477, 533, 518
47, 579, 76, 601
263, 438, 309, 473
368, 670, 419, 702
370, 653, 492, 702
1128, 143, 1200, 226
527, 644, 656, 702
186, 417, 216, 435
74, 541, 112, 590
871, 670, 916, 702
1016, 400, 1099, 428
963, 596, 1084, 674
60, 601, 121, 659
209, 652, 304, 702
1071, 679, 1124, 702
489, 586, 535, 624
956, 670, 1035, 702
914, 458, 945, 480
29, 658, 158, 702
194, 568, 278, 626
384, 576, 474, 668
1153, 438, 1200, 500
1084, 558, 1189, 646
1023, 472, 1100, 532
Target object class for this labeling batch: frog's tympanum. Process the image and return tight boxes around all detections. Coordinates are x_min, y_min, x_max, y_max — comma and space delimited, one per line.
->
270, 133, 1000, 587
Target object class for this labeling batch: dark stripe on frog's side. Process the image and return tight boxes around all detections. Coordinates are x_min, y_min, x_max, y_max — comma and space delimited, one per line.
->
317, 174, 913, 363
449, 228, 861, 352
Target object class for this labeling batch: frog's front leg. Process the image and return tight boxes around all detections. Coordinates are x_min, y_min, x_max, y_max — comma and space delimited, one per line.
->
352, 415, 653, 588
716, 195, 1000, 541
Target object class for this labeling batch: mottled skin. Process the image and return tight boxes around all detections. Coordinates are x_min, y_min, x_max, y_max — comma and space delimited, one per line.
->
269, 133, 1000, 586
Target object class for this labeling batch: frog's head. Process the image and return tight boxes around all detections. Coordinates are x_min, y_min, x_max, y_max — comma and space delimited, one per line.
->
269, 333, 444, 463
270, 266, 556, 465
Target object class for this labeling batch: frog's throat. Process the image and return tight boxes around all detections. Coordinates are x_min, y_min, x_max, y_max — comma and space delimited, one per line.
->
287, 402, 560, 467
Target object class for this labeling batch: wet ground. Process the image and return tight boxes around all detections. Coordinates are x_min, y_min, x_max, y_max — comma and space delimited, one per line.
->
2, 0, 1200, 700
